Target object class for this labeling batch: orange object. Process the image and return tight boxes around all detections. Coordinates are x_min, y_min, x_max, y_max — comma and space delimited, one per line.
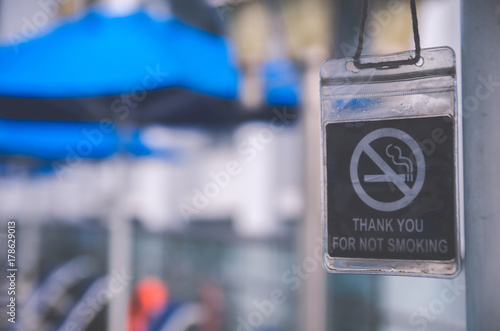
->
128, 277, 169, 331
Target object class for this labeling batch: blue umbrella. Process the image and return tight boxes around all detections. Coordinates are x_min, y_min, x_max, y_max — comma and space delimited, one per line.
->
0, 9, 239, 99
0, 118, 179, 161
0, 9, 246, 126
0, 9, 242, 161
0, 9, 298, 161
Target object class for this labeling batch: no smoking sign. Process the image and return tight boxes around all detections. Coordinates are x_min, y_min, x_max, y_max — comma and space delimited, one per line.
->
324, 116, 458, 273
350, 128, 426, 212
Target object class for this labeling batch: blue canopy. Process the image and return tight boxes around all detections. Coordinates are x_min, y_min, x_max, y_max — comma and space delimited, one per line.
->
0, 10, 239, 99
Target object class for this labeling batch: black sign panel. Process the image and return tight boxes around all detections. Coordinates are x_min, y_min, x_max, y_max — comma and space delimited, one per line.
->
326, 116, 456, 261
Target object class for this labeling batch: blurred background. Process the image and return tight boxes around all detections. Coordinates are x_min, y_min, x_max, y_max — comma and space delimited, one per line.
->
0, 0, 464, 330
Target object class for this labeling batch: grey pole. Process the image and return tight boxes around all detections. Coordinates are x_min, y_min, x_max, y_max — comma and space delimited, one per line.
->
462, 0, 500, 329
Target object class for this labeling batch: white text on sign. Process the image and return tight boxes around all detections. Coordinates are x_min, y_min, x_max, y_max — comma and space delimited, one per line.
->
331, 217, 448, 254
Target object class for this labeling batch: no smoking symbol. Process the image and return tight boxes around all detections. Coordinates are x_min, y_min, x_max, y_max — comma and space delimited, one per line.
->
350, 128, 426, 212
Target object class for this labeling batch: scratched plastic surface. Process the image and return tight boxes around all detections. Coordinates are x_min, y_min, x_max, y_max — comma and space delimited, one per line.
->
321, 47, 456, 122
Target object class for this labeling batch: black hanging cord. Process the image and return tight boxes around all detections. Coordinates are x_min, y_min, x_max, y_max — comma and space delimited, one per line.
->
353, 0, 421, 70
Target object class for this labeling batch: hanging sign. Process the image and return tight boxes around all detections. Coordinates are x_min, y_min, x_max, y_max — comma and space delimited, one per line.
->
320, 47, 461, 277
